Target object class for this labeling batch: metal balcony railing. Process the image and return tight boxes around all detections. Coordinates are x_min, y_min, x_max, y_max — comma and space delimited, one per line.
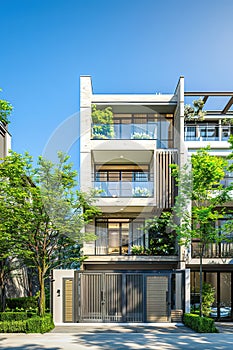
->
192, 241, 233, 258
184, 124, 233, 141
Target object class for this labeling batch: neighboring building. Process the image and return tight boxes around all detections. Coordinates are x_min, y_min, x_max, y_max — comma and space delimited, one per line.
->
0, 121, 11, 158
53, 77, 233, 324
185, 91, 233, 320
0, 120, 29, 298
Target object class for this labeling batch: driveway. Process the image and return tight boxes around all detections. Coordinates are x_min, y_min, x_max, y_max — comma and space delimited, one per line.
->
0, 323, 233, 349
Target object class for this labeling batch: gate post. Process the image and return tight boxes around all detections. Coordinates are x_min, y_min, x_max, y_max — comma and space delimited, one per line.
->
122, 273, 126, 322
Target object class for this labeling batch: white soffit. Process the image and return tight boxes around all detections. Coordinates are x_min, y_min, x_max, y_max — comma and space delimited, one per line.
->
92, 150, 153, 164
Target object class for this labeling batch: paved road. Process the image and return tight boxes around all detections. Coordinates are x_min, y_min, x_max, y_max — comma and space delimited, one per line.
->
0, 323, 233, 350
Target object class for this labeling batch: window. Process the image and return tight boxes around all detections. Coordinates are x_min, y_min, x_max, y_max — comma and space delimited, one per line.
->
95, 219, 146, 255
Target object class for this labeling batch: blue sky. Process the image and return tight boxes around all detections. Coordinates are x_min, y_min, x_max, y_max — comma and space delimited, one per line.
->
1, 0, 233, 167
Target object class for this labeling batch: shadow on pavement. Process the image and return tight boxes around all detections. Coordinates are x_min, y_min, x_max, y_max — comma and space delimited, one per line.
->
0, 344, 60, 350
72, 333, 233, 350
51, 325, 194, 334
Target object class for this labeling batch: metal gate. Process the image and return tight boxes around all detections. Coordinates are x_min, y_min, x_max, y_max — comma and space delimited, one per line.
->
80, 273, 123, 322
78, 272, 170, 323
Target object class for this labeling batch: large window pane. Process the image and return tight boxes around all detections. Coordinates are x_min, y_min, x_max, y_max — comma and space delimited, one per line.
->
220, 273, 231, 318
108, 229, 120, 254
96, 221, 108, 255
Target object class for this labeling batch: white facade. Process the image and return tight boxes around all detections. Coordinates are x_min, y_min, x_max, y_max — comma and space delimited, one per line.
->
52, 77, 233, 324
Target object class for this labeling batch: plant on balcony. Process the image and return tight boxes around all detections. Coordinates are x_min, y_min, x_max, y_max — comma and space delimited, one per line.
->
94, 186, 107, 197
145, 211, 177, 256
133, 187, 150, 197
131, 132, 152, 140
91, 104, 115, 139
184, 99, 206, 122
222, 118, 233, 126
131, 245, 150, 255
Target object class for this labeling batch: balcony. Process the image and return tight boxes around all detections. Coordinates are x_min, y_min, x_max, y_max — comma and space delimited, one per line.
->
185, 124, 233, 142
92, 123, 173, 148
94, 180, 154, 198
192, 241, 233, 258
94, 218, 177, 256
92, 123, 157, 140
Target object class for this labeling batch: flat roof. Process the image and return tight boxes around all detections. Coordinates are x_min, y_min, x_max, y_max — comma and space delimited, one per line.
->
185, 92, 233, 114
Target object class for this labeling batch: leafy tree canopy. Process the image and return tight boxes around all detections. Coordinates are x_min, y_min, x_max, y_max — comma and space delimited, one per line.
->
0, 88, 13, 124
0, 151, 100, 315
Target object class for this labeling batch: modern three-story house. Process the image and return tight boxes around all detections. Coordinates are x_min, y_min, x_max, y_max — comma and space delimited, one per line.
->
52, 77, 233, 324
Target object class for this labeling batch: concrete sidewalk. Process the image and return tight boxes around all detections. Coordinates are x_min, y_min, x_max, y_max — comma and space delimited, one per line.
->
1, 331, 233, 349
51, 322, 194, 334
0, 324, 233, 350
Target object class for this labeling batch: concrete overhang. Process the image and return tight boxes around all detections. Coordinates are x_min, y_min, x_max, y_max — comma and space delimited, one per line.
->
92, 94, 177, 114
92, 149, 154, 164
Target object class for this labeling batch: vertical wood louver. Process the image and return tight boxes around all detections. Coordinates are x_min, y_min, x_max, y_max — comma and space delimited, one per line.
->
146, 276, 169, 322
156, 150, 178, 208
63, 279, 73, 322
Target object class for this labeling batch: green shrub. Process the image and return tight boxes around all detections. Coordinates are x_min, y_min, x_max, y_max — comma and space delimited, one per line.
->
6, 296, 38, 311
0, 313, 54, 333
0, 320, 27, 333
183, 313, 218, 333
202, 282, 215, 317
26, 314, 54, 334
0, 312, 36, 321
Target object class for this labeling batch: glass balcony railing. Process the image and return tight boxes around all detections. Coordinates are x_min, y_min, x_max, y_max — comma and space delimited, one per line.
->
185, 125, 233, 142
94, 181, 154, 198
92, 123, 157, 140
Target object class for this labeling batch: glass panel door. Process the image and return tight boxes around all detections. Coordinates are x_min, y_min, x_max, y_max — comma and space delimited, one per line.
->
108, 223, 120, 254
220, 273, 231, 319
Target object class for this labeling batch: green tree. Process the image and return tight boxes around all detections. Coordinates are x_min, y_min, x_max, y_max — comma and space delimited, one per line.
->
91, 104, 114, 139
170, 147, 230, 317
0, 88, 13, 124
145, 212, 176, 255
184, 98, 206, 121
0, 152, 32, 310
202, 282, 215, 317
0, 151, 100, 316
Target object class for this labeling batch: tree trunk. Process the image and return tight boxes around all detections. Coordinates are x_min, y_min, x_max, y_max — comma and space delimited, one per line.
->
38, 267, 46, 317
0, 267, 6, 312
0, 284, 6, 312
199, 245, 203, 317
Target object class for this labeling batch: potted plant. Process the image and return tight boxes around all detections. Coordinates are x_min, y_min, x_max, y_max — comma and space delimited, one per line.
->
131, 132, 152, 140
131, 245, 150, 255
133, 187, 150, 197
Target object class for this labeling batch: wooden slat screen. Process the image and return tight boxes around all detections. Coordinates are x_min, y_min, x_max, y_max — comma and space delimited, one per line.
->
156, 150, 178, 208
64, 279, 73, 323
146, 276, 168, 322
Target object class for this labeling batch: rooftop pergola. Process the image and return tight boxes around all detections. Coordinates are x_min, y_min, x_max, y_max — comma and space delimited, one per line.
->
184, 92, 233, 114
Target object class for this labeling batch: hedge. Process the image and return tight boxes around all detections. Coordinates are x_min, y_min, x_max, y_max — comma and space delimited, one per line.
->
0, 313, 54, 333
26, 314, 54, 333
0, 312, 35, 321
6, 296, 38, 311
183, 313, 218, 333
